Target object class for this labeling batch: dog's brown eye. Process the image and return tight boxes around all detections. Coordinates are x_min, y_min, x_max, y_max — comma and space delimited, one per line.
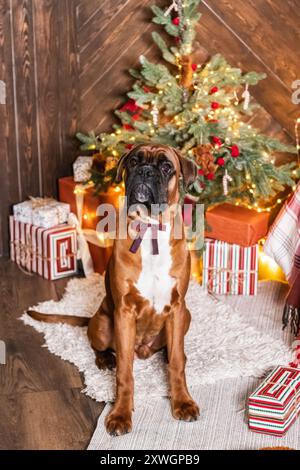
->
130, 156, 139, 167
161, 162, 173, 174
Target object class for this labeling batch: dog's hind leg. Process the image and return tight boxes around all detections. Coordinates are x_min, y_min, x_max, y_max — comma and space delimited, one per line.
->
87, 300, 116, 371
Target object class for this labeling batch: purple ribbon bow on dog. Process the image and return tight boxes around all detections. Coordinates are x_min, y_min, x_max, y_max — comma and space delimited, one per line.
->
129, 221, 166, 255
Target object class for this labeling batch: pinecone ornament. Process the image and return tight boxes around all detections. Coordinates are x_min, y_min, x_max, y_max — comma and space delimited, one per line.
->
193, 144, 217, 175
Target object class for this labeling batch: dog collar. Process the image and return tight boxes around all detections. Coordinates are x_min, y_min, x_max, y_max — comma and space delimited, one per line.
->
129, 221, 166, 255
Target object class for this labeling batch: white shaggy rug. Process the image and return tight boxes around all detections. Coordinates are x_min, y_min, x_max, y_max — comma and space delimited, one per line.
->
22, 275, 292, 403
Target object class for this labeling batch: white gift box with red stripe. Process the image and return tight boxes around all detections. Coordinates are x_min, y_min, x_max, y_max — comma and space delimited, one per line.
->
202, 238, 258, 295
9, 216, 77, 280
248, 366, 300, 436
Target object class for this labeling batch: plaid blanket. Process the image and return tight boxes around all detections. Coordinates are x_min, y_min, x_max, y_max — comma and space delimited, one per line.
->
264, 182, 300, 336
264, 182, 300, 280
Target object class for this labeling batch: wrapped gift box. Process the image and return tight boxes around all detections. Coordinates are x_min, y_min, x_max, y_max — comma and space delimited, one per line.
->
58, 177, 119, 274
13, 198, 70, 228
205, 203, 269, 247
202, 238, 258, 295
248, 366, 300, 436
73, 156, 93, 183
9, 216, 77, 280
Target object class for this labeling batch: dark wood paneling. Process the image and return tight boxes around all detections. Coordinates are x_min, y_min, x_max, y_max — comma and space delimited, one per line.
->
0, 0, 20, 257
0, 0, 80, 255
12, 0, 40, 198
200, 0, 300, 135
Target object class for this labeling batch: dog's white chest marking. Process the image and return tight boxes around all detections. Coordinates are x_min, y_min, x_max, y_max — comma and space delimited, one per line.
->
135, 223, 175, 314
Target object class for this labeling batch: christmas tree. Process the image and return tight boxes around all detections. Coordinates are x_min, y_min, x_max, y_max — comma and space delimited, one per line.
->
77, 0, 298, 211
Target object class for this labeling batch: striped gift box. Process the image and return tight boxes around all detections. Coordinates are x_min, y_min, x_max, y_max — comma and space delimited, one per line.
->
202, 238, 258, 295
248, 366, 300, 436
9, 216, 77, 280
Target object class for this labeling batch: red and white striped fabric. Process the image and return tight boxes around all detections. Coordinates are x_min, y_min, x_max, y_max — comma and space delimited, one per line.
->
9, 216, 77, 280
248, 366, 300, 436
264, 182, 300, 281
202, 238, 258, 295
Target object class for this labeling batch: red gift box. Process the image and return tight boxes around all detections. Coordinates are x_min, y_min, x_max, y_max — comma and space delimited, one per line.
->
248, 366, 300, 436
205, 203, 269, 247
202, 238, 258, 295
58, 177, 120, 274
9, 216, 77, 280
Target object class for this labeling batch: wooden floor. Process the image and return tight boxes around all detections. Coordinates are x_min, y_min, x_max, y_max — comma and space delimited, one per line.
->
0, 258, 104, 450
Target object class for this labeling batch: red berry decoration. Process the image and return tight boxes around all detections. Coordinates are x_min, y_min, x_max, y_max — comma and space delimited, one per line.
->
212, 136, 222, 146
123, 124, 134, 130
210, 86, 219, 94
231, 145, 240, 157
198, 169, 204, 176
172, 17, 180, 25
211, 102, 220, 110
191, 63, 197, 71
206, 173, 215, 180
143, 86, 151, 93
132, 113, 140, 121
125, 144, 134, 150
209, 119, 219, 123
217, 157, 225, 166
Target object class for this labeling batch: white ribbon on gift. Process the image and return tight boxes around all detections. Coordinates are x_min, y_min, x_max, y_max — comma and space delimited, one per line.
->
70, 183, 114, 277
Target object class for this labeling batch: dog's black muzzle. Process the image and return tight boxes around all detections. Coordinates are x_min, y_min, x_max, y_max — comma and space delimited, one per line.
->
127, 164, 165, 209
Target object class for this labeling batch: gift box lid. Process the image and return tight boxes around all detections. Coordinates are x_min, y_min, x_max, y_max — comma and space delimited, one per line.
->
249, 366, 300, 413
205, 203, 269, 247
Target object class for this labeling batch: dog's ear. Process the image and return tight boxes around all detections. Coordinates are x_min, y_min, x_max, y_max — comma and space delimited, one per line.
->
173, 148, 198, 190
114, 149, 132, 184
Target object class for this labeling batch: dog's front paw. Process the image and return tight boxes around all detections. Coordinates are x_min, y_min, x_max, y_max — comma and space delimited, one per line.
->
172, 399, 200, 422
105, 411, 132, 436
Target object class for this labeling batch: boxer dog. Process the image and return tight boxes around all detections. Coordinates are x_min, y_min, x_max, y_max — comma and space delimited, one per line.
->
28, 144, 200, 436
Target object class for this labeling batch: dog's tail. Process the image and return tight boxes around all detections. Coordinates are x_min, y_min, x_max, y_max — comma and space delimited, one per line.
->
27, 310, 90, 327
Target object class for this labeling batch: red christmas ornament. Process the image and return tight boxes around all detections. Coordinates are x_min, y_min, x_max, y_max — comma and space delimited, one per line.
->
198, 169, 204, 176
231, 144, 240, 157
217, 157, 225, 166
211, 102, 220, 110
210, 86, 219, 94
123, 124, 134, 130
212, 136, 222, 146
132, 113, 140, 121
172, 17, 180, 25
206, 172, 215, 180
125, 144, 134, 150
191, 63, 197, 72
120, 99, 140, 113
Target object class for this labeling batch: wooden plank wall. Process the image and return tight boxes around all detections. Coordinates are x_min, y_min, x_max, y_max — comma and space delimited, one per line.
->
0, 0, 299, 255
0, 0, 80, 256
